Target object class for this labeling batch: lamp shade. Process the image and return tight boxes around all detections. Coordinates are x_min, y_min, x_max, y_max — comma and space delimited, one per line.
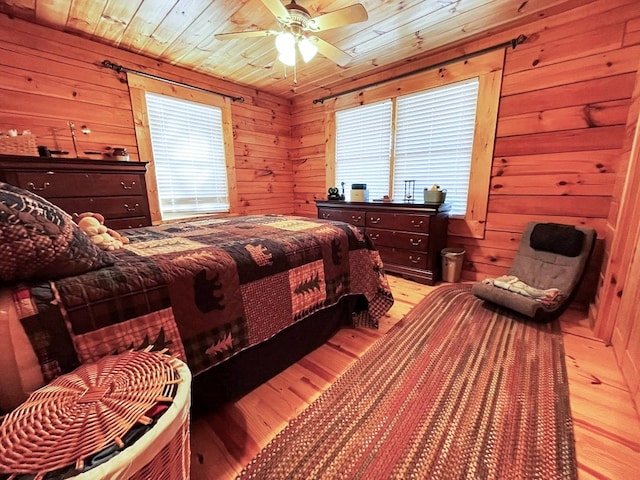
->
298, 37, 318, 63
275, 32, 296, 66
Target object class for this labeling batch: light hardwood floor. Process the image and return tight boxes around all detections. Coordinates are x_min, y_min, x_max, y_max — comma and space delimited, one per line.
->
190, 276, 640, 479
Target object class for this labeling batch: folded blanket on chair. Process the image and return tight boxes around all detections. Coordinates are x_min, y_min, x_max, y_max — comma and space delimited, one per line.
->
482, 275, 563, 307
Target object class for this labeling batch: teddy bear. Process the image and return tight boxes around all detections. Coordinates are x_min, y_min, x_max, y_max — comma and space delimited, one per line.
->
74, 212, 129, 251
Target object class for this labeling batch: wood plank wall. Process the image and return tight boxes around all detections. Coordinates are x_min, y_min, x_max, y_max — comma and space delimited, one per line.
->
291, 0, 640, 306
0, 14, 294, 217
594, 60, 640, 412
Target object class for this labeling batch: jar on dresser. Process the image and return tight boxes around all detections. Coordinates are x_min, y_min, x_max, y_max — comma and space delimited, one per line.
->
316, 200, 450, 285
0, 155, 152, 229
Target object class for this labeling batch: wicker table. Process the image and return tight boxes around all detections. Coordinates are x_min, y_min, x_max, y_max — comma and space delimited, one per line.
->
0, 348, 192, 480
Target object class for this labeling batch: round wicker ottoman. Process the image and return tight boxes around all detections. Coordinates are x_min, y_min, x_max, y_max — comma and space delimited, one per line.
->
0, 348, 192, 480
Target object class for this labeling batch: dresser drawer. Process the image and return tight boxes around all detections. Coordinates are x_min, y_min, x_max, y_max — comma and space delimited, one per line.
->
318, 208, 365, 227
366, 212, 430, 232
106, 217, 151, 230
365, 228, 394, 247
14, 172, 145, 197
55, 196, 150, 219
367, 228, 429, 251
377, 246, 428, 270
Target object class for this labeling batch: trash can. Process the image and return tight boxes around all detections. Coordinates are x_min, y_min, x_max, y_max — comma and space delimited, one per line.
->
441, 247, 465, 282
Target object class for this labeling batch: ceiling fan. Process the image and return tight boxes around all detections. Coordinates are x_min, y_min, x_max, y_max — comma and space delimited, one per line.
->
214, 0, 368, 67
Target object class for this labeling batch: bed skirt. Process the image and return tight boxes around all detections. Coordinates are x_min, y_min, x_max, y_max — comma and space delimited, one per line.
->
191, 295, 363, 416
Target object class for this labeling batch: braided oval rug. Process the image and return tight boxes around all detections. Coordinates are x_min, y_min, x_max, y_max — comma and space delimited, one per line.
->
239, 284, 577, 480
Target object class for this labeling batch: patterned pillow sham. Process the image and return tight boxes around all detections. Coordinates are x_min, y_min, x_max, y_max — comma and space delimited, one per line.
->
0, 182, 115, 283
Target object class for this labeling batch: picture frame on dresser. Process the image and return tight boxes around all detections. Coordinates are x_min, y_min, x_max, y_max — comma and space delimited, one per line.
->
0, 155, 152, 229
316, 200, 449, 285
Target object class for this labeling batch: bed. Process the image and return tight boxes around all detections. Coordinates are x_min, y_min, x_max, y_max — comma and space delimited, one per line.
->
0, 182, 394, 413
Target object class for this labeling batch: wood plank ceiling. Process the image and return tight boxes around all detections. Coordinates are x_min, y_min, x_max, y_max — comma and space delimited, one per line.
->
0, 0, 594, 99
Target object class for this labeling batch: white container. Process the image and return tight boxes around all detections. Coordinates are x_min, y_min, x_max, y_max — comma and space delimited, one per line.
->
351, 184, 368, 202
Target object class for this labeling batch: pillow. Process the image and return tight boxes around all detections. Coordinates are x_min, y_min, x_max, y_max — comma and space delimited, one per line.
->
529, 223, 585, 257
0, 182, 115, 283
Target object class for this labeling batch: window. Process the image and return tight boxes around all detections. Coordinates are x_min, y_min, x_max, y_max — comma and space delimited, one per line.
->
334, 78, 479, 216
145, 92, 229, 220
327, 50, 503, 238
126, 73, 237, 224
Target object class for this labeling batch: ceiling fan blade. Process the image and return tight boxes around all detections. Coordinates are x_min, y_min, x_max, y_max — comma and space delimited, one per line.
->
309, 36, 352, 67
215, 30, 275, 40
308, 4, 368, 32
261, 0, 291, 22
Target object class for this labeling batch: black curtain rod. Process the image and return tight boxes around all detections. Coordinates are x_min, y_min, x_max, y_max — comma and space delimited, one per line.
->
101, 60, 245, 103
312, 34, 527, 105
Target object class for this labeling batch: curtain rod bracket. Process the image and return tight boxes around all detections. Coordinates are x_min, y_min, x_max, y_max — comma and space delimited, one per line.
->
102, 60, 124, 73
512, 34, 528, 49
101, 60, 244, 103
312, 34, 527, 105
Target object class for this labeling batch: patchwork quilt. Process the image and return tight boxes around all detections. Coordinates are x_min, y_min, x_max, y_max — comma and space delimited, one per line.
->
12, 215, 394, 382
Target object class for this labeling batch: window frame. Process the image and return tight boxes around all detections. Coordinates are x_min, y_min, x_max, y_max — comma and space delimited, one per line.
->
128, 73, 237, 224
324, 50, 504, 239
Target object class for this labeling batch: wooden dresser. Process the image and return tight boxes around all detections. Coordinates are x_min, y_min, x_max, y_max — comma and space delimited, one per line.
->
316, 200, 449, 285
0, 155, 152, 229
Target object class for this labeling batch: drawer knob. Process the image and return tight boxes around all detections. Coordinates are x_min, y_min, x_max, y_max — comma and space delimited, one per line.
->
123, 203, 139, 212
120, 181, 136, 190
409, 255, 422, 264
369, 233, 380, 240
410, 238, 422, 247
370, 216, 381, 224
411, 220, 424, 228
321, 213, 331, 219
27, 181, 50, 191
351, 215, 362, 222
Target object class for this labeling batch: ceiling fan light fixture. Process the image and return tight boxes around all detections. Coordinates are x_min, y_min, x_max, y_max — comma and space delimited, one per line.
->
298, 37, 318, 63
275, 31, 296, 66
216, 1, 369, 71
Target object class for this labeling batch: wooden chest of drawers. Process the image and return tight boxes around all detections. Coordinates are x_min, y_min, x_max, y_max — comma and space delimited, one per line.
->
0, 156, 152, 229
316, 200, 449, 285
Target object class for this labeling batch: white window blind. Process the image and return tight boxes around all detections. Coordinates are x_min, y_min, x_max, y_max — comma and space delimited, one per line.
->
335, 100, 393, 200
394, 78, 479, 215
145, 92, 229, 220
